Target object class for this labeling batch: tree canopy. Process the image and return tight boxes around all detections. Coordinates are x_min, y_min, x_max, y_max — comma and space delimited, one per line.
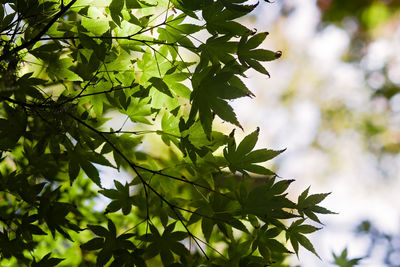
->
0, 0, 334, 266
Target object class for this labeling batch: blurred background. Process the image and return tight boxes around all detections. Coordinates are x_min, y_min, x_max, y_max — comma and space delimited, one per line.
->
231, 0, 400, 266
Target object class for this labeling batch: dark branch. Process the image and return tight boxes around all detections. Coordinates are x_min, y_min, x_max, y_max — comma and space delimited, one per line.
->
0, 0, 77, 61
37, 35, 197, 50
67, 113, 209, 259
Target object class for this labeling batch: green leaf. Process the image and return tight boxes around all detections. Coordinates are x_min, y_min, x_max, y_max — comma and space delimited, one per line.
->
170, 83, 191, 99
99, 189, 120, 199
87, 152, 115, 168
298, 187, 310, 204
149, 77, 173, 97
215, 213, 249, 233
28, 225, 48, 236
105, 200, 122, 213
312, 205, 337, 215
297, 233, 320, 258
87, 225, 109, 237
0, 105, 27, 150
297, 188, 334, 223
110, 0, 124, 26
238, 31, 281, 75
286, 219, 321, 258
81, 237, 104, 250
108, 219, 116, 237
97, 249, 112, 267
246, 58, 270, 76
32, 253, 65, 267
296, 224, 321, 234
303, 192, 331, 207
201, 218, 214, 242
80, 160, 101, 187
210, 98, 242, 128
244, 164, 275, 175
264, 227, 281, 239
333, 248, 363, 267
81, 17, 109, 35
270, 179, 295, 195
265, 239, 291, 254
258, 246, 272, 263
244, 49, 281, 62
246, 32, 269, 49
248, 215, 260, 228
290, 235, 299, 255
245, 148, 285, 163
169, 241, 189, 256
126, 0, 142, 9
236, 128, 259, 156
224, 127, 282, 175
68, 159, 80, 184
48, 58, 83, 81
160, 249, 174, 266
1, 13, 15, 31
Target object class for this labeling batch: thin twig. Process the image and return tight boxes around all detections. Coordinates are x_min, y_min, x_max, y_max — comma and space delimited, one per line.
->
0, 0, 77, 61
67, 113, 210, 259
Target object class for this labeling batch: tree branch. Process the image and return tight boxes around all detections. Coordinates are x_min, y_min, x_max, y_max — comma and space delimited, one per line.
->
67, 112, 209, 259
0, 0, 77, 61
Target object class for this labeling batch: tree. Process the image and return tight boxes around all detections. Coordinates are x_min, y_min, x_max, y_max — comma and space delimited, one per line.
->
0, 0, 334, 266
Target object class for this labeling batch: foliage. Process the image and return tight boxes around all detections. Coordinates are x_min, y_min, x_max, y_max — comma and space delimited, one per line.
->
331, 220, 400, 267
317, 0, 400, 100
317, 0, 400, 32
332, 248, 362, 267
0, 0, 333, 266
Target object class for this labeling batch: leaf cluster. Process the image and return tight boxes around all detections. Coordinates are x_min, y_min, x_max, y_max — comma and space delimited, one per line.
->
0, 0, 334, 266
